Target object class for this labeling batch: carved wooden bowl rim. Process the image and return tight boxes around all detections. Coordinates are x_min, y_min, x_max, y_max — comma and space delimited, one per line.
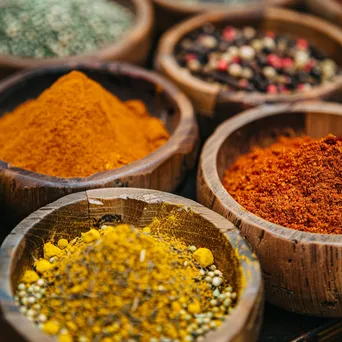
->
199, 101, 342, 244
0, 61, 197, 185
0, 188, 263, 342
0, 0, 153, 68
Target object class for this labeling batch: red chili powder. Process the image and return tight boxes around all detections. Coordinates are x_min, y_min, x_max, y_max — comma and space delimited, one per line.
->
223, 134, 342, 234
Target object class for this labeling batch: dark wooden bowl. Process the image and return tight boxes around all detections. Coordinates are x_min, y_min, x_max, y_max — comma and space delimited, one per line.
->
197, 101, 342, 317
0, 188, 263, 342
156, 7, 342, 137
306, 0, 342, 27
153, 0, 298, 33
0, 0, 154, 79
0, 62, 198, 238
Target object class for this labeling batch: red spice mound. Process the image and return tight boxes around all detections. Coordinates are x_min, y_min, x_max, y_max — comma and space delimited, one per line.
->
223, 134, 342, 234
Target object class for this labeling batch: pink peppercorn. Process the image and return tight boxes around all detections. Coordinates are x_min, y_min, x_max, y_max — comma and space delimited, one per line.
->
267, 84, 278, 94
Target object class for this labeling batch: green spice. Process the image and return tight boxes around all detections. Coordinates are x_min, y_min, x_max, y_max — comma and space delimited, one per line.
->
15, 222, 237, 341
0, 0, 134, 58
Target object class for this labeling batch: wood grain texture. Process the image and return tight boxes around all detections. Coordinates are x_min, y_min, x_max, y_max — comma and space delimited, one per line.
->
197, 101, 342, 317
0, 62, 198, 238
155, 8, 342, 136
0, 188, 263, 342
306, 0, 342, 28
0, 0, 154, 79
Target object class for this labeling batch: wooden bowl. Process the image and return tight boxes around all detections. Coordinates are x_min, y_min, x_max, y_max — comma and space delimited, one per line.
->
153, 0, 298, 33
0, 0, 154, 79
197, 101, 342, 317
0, 62, 198, 238
156, 7, 342, 137
306, 0, 342, 27
0, 188, 263, 342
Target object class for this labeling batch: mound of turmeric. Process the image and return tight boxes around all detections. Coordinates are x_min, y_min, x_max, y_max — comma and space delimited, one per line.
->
0, 71, 169, 178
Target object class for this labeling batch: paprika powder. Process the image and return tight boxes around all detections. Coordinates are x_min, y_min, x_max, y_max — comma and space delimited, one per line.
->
224, 134, 342, 234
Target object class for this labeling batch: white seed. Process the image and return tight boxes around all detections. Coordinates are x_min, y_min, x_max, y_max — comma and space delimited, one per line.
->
224, 298, 232, 307
263, 37, 276, 50
21, 297, 28, 305
209, 265, 217, 271
227, 46, 239, 57
17, 283, 26, 290
208, 271, 215, 278
18, 290, 26, 297
214, 270, 223, 276
205, 276, 212, 284
228, 63, 242, 78
295, 51, 309, 68
239, 45, 255, 61
263, 66, 277, 80
27, 286, 34, 293
49, 257, 57, 264
19, 306, 27, 314
251, 39, 263, 51
243, 26, 256, 39
242, 68, 253, 80
231, 292, 237, 299
38, 314, 47, 323
189, 245, 197, 252
199, 269, 206, 276
200, 35, 217, 49
225, 286, 233, 293
184, 261, 189, 267
212, 277, 223, 287
210, 299, 218, 306
27, 296, 36, 304
37, 279, 45, 287
35, 293, 43, 299
27, 309, 36, 317
100, 225, 108, 229
213, 288, 220, 297
14, 296, 19, 303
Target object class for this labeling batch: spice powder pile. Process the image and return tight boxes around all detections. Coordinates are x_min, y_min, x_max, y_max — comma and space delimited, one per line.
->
0, 71, 169, 178
15, 220, 237, 341
0, 0, 134, 58
224, 134, 342, 234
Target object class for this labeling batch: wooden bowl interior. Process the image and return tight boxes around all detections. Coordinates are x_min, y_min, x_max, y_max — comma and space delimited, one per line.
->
175, 14, 342, 66
217, 110, 342, 181
0, 67, 180, 135
9, 197, 243, 298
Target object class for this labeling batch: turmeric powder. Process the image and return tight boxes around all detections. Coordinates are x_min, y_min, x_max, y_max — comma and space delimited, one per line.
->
15, 217, 238, 341
0, 71, 169, 178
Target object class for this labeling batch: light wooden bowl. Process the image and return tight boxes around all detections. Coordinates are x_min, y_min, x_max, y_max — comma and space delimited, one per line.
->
197, 101, 342, 317
306, 0, 342, 27
0, 0, 154, 78
152, 0, 298, 33
0, 188, 263, 342
0, 62, 198, 238
156, 7, 342, 137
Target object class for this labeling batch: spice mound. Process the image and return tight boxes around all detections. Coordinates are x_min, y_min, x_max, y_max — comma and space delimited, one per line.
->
0, 0, 133, 58
224, 134, 342, 234
176, 24, 339, 94
15, 223, 237, 341
0, 71, 169, 178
